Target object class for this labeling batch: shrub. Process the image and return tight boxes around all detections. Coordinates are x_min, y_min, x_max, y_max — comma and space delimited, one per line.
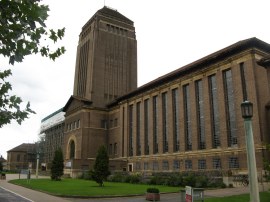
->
146, 187, 160, 193
183, 173, 196, 187
107, 172, 127, 182
129, 173, 141, 184
166, 174, 183, 187
195, 176, 208, 188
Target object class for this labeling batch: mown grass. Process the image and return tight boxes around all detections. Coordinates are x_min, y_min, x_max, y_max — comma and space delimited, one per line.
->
10, 178, 180, 197
205, 192, 270, 202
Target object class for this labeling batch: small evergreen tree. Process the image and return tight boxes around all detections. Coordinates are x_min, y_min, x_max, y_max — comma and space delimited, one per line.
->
51, 148, 64, 181
90, 145, 110, 186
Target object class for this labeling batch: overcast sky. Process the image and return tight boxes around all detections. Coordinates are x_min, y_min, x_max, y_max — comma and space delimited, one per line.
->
1, 0, 270, 159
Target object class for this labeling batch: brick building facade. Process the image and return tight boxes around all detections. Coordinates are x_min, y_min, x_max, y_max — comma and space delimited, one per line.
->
41, 7, 270, 177
6, 143, 37, 171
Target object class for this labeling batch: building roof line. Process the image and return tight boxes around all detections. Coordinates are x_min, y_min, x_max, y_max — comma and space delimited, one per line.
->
107, 37, 270, 107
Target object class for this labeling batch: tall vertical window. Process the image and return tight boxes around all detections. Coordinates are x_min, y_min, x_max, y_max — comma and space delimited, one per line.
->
213, 158, 221, 169
128, 105, 133, 156
136, 102, 141, 156
195, 80, 205, 150
162, 92, 169, 153
153, 96, 158, 154
114, 143, 117, 155
223, 69, 237, 147
185, 159, 192, 170
183, 84, 192, 151
173, 160, 180, 170
77, 40, 90, 97
153, 161, 159, 171
229, 157, 239, 169
162, 160, 169, 170
144, 162, 149, 170
198, 159, 206, 170
209, 75, 220, 148
240, 62, 247, 101
172, 88, 180, 152
144, 99, 150, 155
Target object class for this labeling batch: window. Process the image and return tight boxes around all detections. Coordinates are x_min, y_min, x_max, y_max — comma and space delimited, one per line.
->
240, 62, 247, 101
144, 99, 149, 155
17, 154, 20, 162
153, 161, 159, 171
162, 92, 168, 153
70, 140, 75, 159
185, 160, 192, 170
213, 158, 221, 169
153, 96, 158, 154
229, 157, 239, 169
101, 120, 107, 129
172, 88, 180, 152
195, 80, 205, 150
198, 159, 206, 170
135, 162, 141, 170
209, 75, 220, 148
109, 144, 113, 155
173, 160, 180, 170
183, 84, 192, 151
136, 102, 141, 156
114, 143, 117, 155
76, 40, 90, 97
114, 118, 118, 127
128, 105, 134, 156
162, 160, 169, 170
76, 119, 80, 128
144, 162, 149, 170
223, 69, 237, 147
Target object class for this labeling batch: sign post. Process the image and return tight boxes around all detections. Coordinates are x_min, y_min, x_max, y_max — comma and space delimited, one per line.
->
185, 186, 193, 202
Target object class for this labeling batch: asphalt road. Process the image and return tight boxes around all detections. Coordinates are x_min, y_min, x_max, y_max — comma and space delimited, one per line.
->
0, 187, 32, 202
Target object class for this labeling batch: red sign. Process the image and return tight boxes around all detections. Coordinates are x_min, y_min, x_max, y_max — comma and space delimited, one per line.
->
185, 194, 192, 202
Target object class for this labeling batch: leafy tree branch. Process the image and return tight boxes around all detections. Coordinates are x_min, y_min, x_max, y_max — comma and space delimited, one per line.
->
0, 0, 65, 127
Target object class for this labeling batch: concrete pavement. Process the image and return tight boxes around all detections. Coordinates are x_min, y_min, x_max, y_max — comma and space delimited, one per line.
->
0, 174, 269, 202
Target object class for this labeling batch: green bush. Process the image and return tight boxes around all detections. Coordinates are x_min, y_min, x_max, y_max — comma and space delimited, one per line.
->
146, 187, 160, 193
195, 176, 208, 188
183, 173, 196, 187
107, 172, 127, 182
166, 174, 183, 187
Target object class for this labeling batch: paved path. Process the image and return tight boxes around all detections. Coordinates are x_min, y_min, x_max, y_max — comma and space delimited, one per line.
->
0, 174, 70, 202
0, 174, 269, 202
0, 186, 32, 202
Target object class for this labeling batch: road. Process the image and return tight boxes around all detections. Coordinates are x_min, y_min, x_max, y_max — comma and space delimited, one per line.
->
0, 186, 32, 202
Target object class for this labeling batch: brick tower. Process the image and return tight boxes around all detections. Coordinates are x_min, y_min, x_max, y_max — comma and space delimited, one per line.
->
73, 6, 137, 108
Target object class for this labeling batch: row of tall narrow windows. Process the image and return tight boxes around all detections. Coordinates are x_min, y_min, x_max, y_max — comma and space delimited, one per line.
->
66, 120, 80, 131
128, 65, 246, 156
106, 24, 128, 36
134, 157, 239, 171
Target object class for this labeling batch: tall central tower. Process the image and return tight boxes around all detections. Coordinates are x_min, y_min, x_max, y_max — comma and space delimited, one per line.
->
73, 6, 137, 108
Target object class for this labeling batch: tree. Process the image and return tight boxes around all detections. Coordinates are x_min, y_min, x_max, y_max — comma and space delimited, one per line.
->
51, 148, 64, 181
90, 145, 110, 186
0, 0, 65, 128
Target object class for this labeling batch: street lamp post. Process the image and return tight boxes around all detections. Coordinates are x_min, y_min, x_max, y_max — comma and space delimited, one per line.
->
36, 152, 39, 179
241, 100, 260, 202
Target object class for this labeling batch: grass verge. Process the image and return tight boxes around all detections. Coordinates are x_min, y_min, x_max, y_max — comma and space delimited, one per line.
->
10, 178, 180, 197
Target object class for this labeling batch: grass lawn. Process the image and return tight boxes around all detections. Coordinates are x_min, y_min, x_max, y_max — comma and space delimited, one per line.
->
205, 192, 270, 202
10, 178, 180, 197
